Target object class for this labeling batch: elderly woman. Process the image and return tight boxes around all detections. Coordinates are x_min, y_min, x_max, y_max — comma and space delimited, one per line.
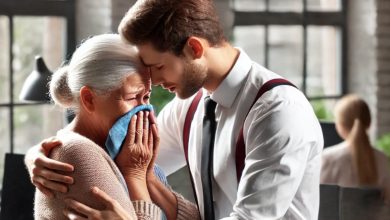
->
28, 34, 199, 220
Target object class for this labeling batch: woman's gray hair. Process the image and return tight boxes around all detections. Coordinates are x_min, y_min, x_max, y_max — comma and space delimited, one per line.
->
50, 34, 141, 110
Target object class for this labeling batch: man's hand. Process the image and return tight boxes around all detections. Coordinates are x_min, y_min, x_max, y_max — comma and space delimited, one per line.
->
24, 137, 74, 197
63, 187, 134, 220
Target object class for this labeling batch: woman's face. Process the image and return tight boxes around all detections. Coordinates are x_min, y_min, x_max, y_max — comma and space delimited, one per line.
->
93, 72, 151, 134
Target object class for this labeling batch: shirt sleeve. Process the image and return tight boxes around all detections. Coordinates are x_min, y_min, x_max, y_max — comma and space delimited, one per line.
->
227, 95, 323, 219
156, 96, 193, 175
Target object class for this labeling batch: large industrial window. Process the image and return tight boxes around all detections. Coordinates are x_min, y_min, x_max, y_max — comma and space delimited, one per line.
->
232, 0, 347, 120
0, 0, 76, 188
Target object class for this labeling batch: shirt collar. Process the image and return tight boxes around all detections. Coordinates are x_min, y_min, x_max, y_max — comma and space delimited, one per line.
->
211, 48, 252, 108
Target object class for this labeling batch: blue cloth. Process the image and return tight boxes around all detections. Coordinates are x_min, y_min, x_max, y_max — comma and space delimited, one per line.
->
105, 104, 154, 160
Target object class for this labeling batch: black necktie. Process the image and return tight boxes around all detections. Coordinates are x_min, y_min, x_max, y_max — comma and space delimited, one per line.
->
201, 96, 217, 220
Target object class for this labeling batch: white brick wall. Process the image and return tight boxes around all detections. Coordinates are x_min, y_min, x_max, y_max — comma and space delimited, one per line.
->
76, 0, 111, 42
376, 0, 390, 137
348, 0, 378, 139
110, 0, 136, 32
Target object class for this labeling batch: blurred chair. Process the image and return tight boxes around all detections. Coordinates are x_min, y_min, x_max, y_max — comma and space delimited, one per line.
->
0, 153, 35, 220
319, 184, 390, 220
320, 121, 344, 148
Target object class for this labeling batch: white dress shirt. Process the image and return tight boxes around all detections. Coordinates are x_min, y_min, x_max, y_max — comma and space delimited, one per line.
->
156, 49, 324, 220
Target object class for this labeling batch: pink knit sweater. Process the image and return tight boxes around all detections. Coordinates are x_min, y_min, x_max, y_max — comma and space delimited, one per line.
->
34, 129, 161, 220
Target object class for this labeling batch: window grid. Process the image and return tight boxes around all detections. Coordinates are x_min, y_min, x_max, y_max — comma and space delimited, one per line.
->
232, 0, 348, 100
0, 0, 76, 153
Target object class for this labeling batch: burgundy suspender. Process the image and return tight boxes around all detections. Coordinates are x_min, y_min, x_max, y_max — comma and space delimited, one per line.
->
182, 89, 203, 206
182, 78, 295, 194
235, 78, 296, 182
183, 90, 204, 162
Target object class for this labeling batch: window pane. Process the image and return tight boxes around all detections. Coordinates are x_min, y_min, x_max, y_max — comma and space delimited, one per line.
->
0, 107, 10, 188
13, 16, 66, 102
14, 105, 65, 154
269, 0, 302, 12
307, 26, 341, 97
233, 0, 266, 11
268, 25, 303, 88
310, 99, 337, 121
0, 16, 10, 103
307, 0, 341, 11
233, 25, 265, 66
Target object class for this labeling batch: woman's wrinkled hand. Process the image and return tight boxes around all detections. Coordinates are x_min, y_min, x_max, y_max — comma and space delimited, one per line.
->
115, 111, 155, 181
146, 111, 159, 180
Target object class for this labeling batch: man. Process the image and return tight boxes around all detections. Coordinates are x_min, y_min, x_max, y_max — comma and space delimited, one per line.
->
26, 0, 324, 219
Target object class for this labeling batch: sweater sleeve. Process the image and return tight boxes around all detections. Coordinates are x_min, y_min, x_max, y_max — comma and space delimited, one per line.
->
50, 139, 137, 219
173, 191, 200, 220
132, 200, 162, 220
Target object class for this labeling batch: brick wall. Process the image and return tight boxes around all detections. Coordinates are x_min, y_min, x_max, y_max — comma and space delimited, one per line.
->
76, 0, 111, 42
348, 0, 378, 139
376, 0, 390, 137
111, 0, 136, 32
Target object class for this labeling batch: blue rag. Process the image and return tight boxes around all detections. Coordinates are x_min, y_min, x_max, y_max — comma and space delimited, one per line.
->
105, 104, 154, 160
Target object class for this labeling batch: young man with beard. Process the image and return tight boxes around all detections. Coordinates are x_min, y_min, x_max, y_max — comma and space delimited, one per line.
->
25, 0, 324, 219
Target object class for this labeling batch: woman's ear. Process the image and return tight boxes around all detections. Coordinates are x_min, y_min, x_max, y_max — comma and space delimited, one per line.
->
79, 86, 95, 113
184, 37, 204, 59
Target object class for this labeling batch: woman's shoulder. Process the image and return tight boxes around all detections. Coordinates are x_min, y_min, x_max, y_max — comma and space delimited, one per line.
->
322, 142, 350, 166
322, 142, 349, 157
373, 148, 390, 170
51, 129, 108, 162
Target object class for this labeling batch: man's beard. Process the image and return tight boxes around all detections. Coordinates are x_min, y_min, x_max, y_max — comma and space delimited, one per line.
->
176, 60, 207, 99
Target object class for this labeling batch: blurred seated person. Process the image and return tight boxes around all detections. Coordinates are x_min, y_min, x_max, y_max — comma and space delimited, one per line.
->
29, 34, 198, 220
321, 94, 390, 203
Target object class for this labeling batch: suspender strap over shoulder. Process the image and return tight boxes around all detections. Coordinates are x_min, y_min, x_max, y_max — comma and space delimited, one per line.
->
235, 78, 296, 183
182, 78, 296, 201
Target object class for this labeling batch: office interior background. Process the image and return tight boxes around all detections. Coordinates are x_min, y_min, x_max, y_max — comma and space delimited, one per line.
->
0, 0, 389, 215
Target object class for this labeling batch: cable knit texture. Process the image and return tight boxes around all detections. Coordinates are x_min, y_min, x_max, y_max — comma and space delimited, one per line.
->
132, 200, 162, 220
174, 191, 201, 220
34, 129, 160, 220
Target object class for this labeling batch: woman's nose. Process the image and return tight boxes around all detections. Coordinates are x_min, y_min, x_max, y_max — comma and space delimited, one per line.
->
137, 96, 149, 105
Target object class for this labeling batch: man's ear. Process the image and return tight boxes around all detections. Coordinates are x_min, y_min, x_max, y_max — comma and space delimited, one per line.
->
79, 86, 95, 113
184, 37, 204, 59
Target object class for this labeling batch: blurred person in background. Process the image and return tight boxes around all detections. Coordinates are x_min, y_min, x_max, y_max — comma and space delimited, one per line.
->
321, 94, 390, 203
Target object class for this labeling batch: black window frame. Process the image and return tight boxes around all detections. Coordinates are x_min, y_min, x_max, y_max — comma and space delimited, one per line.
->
0, 0, 76, 153
232, 0, 348, 101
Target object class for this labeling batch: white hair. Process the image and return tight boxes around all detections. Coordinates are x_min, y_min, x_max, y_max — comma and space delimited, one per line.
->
50, 34, 141, 111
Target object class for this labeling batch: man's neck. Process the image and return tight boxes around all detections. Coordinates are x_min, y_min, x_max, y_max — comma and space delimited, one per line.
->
203, 44, 240, 92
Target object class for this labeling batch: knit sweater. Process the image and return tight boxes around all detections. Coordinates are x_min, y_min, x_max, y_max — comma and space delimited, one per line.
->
34, 129, 161, 220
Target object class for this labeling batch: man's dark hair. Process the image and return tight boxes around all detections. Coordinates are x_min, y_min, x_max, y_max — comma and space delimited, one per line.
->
118, 0, 226, 55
